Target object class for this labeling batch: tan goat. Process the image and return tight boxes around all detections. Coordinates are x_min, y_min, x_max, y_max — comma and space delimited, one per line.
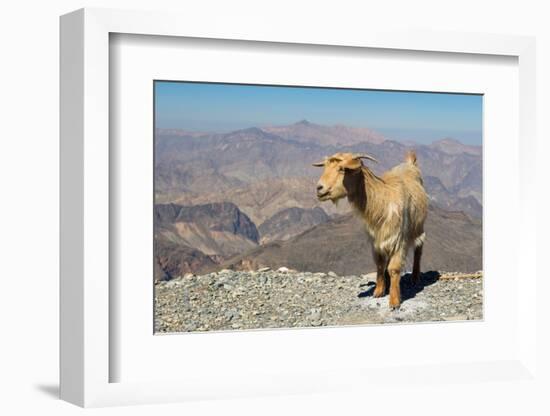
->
313, 151, 428, 309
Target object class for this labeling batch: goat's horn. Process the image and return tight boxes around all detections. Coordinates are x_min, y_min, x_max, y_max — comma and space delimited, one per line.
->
312, 156, 327, 167
352, 153, 378, 163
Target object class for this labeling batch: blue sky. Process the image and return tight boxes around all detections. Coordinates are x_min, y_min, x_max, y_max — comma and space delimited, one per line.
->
155, 81, 482, 145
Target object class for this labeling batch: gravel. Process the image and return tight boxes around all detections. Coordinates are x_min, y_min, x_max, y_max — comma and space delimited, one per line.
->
154, 269, 483, 333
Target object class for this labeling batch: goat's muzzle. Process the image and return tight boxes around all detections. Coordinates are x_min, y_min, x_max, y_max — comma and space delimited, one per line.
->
316, 185, 330, 200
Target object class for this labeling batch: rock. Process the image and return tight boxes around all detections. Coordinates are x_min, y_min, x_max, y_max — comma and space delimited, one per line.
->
183, 273, 195, 279
309, 308, 321, 321
224, 309, 238, 321
277, 267, 290, 273
257, 267, 271, 272
328, 271, 338, 278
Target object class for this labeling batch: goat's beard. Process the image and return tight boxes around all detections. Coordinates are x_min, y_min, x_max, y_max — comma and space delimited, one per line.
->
329, 193, 347, 205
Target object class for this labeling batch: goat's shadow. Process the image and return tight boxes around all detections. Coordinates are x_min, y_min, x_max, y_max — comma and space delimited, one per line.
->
358, 271, 441, 302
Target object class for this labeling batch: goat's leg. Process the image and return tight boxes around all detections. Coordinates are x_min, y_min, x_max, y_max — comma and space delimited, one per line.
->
388, 253, 403, 309
412, 245, 423, 286
373, 251, 387, 298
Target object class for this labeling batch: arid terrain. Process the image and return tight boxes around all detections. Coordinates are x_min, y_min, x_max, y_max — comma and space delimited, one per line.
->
155, 268, 483, 333
154, 120, 482, 282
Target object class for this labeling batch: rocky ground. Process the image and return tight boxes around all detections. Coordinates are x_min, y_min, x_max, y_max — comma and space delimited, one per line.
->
154, 268, 483, 333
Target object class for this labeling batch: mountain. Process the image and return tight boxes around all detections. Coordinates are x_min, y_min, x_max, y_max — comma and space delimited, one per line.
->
159, 177, 349, 225
155, 124, 482, 218
430, 138, 482, 156
155, 201, 482, 280
154, 202, 260, 280
423, 176, 482, 218
338, 140, 482, 203
155, 202, 259, 242
262, 120, 386, 146
215, 205, 482, 275
154, 127, 329, 195
450, 159, 482, 203
258, 206, 330, 243
154, 234, 218, 281
153, 120, 483, 281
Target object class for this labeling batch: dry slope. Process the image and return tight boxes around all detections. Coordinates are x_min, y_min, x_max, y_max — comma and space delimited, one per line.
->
217, 205, 482, 275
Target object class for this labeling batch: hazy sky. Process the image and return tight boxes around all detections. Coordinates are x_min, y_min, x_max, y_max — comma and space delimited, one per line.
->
155, 81, 483, 145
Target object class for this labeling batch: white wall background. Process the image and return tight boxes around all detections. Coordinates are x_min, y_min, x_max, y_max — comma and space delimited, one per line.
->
0, 0, 548, 414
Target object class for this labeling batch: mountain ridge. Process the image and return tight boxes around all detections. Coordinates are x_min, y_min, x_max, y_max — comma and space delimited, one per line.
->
215, 204, 482, 276
155, 123, 482, 218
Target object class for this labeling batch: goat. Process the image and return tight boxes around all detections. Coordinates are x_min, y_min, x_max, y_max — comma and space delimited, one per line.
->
313, 151, 428, 309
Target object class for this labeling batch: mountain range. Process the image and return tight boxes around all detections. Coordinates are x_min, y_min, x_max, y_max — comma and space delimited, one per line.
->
155, 121, 482, 214
153, 120, 483, 280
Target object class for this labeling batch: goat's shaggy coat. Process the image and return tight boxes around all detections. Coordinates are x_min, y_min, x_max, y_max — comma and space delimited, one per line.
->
314, 151, 428, 308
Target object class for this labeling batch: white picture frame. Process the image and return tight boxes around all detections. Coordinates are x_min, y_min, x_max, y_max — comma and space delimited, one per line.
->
60, 7, 538, 408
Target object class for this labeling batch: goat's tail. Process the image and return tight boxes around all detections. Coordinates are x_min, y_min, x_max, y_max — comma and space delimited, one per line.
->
405, 150, 418, 166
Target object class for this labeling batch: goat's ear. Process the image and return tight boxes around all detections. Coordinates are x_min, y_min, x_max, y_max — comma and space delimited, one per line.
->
340, 158, 362, 171
312, 161, 325, 167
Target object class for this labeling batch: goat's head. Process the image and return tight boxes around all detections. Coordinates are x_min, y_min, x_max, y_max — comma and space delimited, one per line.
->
312, 152, 378, 202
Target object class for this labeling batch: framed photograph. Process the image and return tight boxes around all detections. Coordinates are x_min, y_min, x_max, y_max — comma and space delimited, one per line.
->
60, 8, 538, 407
152, 81, 484, 332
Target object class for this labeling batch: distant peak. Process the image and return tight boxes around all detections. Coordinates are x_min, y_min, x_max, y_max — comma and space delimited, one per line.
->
231, 126, 264, 135
430, 137, 481, 156
295, 119, 313, 126
434, 137, 460, 144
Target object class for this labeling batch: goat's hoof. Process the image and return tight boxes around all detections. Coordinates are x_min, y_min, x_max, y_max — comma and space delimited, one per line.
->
373, 288, 385, 298
389, 298, 401, 310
